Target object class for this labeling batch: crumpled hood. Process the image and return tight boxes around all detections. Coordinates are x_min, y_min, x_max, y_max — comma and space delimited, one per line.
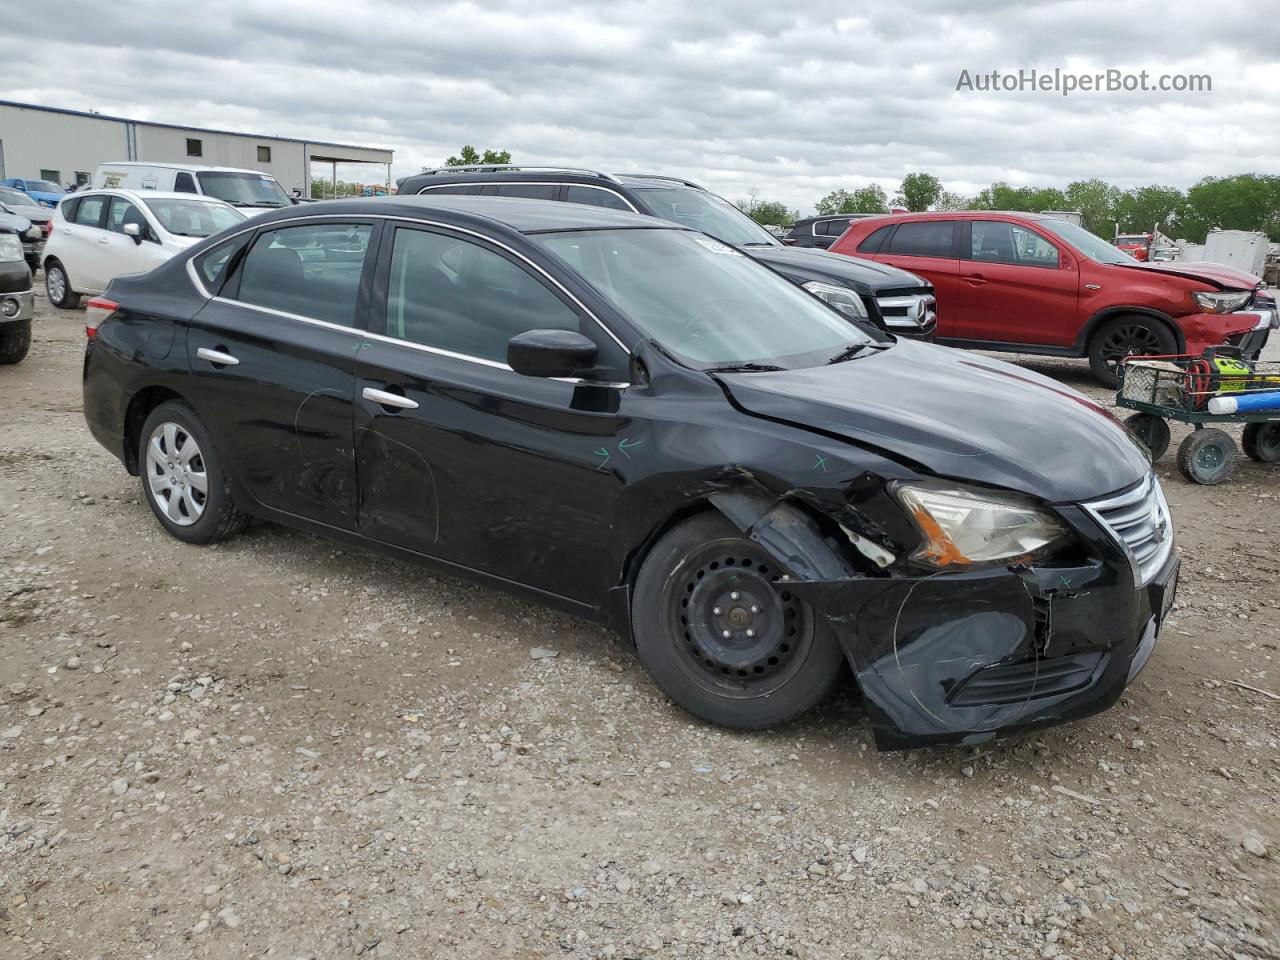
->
752, 245, 930, 292
717, 340, 1149, 503
1123, 260, 1261, 288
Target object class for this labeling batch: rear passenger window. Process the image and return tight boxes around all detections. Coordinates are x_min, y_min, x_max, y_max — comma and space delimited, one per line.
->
234, 222, 373, 327
818, 219, 850, 236
886, 221, 955, 257
74, 196, 107, 227
858, 225, 893, 253
60, 197, 81, 222
493, 184, 560, 200
194, 234, 252, 294
565, 186, 631, 211
385, 227, 579, 363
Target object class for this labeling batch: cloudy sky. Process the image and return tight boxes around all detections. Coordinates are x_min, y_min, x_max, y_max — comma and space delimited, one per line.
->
6, 0, 1278, 214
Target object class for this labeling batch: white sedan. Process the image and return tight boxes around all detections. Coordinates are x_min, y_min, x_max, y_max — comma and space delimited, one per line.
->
42, 190, 245, 309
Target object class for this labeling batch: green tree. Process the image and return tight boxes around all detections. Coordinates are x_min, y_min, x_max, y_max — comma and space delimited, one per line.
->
440, 145, 512, 168
736, 189, 797, 226
815, 185, 888, 215
933, 190, 971, 212
1064, 178, 1122, 236
1114, 185, 1186, 235
970, 182, 1066, 212
893, 172, 942, 212
1178, 174, 1280, 242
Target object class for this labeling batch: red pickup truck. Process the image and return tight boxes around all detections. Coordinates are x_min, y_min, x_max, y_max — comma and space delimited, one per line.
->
831, 212, 1275, 385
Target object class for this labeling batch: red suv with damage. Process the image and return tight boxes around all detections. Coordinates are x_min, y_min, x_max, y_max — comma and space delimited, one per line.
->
831, 211, 1275, 385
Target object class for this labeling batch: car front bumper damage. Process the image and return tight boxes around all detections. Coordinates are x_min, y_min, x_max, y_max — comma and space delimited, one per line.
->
710, 490, 1177, 750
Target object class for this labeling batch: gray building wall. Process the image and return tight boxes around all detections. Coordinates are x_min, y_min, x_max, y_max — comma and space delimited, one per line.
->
0, 101, 392, 195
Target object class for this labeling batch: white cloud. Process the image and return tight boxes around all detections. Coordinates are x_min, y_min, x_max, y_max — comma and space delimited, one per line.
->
3, 0, 1276, 213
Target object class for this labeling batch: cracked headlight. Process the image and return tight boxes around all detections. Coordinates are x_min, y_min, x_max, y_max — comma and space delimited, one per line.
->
896, 482, 1069, 568
1190, 290, 1251, 314
803, 281, 868, 320
0, 234, 23, 263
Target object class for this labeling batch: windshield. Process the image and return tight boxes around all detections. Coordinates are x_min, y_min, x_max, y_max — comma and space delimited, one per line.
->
25, 180, 63, 195
143, 198, 246, 238
631, 186, 779, 248
0, 187, 35, 207
196, 172, 291, 208
535, 229, 872, 367
1038, 218, 1138, 265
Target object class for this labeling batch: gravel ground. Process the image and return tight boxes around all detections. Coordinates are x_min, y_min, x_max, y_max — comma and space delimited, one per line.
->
2, 285, 1277, 960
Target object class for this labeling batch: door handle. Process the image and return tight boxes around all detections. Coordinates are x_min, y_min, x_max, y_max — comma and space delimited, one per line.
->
362, 387, 419, 411
97, 237, 109, 244
961, 274, 987, 285
1084, 283, 1101, 290
196, 347, 239, 366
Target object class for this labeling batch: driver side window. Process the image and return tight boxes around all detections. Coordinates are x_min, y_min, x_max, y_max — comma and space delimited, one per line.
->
385, 227, 583, 364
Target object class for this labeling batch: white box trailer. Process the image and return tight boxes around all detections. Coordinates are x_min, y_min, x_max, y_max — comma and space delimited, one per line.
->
1202, 229, 1268, 278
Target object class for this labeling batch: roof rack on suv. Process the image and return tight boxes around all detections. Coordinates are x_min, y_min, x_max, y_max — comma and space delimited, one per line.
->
617, 173, 708, 191
415, 164, 623, 184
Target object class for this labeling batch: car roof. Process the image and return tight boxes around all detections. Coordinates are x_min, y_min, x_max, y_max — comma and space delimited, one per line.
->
850, 210, 1053, 224
247, 195, 677, 234
66, 189, 237, 204
98, 162, 273, 175
401, 169, 713, 193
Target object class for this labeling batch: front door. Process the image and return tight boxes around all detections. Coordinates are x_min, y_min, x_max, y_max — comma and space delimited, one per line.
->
951, 220, 1079, 345
354, 223, 631, 601
185, 218, 378, 527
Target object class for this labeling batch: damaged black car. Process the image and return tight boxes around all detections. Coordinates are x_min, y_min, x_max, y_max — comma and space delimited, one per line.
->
82, 196, 1178, 749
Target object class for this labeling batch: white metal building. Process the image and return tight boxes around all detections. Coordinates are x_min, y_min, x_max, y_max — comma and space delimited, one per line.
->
0, 100, 393, 197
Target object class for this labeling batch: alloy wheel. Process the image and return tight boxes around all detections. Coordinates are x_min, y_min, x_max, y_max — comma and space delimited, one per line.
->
1099, 324, 1163, 373
47, 266, 66, 304
145, 422, 208, 526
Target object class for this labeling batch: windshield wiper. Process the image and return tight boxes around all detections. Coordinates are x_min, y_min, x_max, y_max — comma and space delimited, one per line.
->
740, 241, 775, 247
704, 362, 787, 373
826, 343, 886, 364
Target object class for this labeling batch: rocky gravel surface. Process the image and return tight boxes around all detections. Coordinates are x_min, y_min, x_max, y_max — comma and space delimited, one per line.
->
2, 290, 1277, 959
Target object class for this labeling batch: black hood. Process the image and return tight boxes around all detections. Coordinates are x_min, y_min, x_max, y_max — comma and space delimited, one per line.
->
750, 246, 930, 294
717, 340, 1149, 503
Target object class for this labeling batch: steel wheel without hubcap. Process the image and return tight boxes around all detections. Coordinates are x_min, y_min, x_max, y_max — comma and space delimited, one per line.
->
145, 422, 208, 526
1243, 422, 1280, 463
672, 549, 815, 697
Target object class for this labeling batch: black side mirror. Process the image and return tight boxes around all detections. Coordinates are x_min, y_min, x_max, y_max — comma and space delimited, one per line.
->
507, 329, 598, 379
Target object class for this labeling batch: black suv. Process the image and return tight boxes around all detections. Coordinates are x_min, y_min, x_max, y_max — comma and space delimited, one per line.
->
395, 167, 937, 339
783, 215, 876, 250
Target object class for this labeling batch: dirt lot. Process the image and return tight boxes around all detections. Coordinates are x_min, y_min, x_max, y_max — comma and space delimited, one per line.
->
2, 287, 1277, 960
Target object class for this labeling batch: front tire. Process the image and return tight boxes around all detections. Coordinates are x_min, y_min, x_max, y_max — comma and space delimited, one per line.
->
631, 512, 844, 730
1123, 412, 1170, 461
139, 401, 248, 544
1176, 428, 1237, 485
45, 260, 81, 310
1088, 315, 1176, 388
0, 320, 31, 364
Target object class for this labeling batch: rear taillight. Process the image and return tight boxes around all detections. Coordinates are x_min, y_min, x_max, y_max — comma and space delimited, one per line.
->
84, 297, 119, 339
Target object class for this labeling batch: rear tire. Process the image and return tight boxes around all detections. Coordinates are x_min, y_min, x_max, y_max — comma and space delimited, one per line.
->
1176, 428, 1237, 485
45, 260, 80, 310
1242, 422, 1280, 463
0, 320, 31, 365
139, 400, 249, 544
1088, 315, 1176, 388
631, 512, 844, 730
1123, 412, 1170, 461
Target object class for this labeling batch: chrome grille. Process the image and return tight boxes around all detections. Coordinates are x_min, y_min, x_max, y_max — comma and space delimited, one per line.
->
876, 293, 936, 330
1083, 474, 1174, 587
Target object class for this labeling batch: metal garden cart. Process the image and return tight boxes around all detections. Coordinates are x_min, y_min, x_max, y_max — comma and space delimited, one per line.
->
1117, 349, 1280, 485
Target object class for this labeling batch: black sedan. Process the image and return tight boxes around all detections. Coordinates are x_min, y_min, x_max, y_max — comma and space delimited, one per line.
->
82, 196, 1177, 749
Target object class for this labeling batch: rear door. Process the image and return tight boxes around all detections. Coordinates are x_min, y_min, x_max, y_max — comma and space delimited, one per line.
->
869, 220, 962, 335
353, 222, 629, 599
58, 193, 113, 293
184, 218, 379, 527
952, 220, 1079, 345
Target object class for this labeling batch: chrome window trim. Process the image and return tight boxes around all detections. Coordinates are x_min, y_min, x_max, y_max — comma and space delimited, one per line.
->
415, 181, 639, 213
183, 213, 632, 388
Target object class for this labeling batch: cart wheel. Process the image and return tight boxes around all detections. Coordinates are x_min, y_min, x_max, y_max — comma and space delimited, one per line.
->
1176, 428, 1238, 485
1242, 422, 1280, 463
1124, 413, 1171, 461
